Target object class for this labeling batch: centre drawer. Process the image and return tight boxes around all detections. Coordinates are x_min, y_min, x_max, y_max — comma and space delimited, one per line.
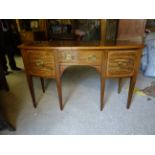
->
58, 50, 102, 65
26, 50, 55, 77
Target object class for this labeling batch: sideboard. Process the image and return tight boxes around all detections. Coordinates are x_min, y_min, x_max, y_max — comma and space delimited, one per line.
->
19, 41, 144, 110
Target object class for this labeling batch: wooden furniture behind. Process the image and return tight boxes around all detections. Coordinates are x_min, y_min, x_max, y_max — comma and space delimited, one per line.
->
17, 19, 147, 43
16, 19, 48, 43
19, 41, 144, 110
117, 19, 147, 42
17, 19, 118, 43
100, 19, 118, 42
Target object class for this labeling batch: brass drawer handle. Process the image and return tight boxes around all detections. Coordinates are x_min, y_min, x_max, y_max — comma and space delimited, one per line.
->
65, 54, 74, 61
35, 60, 44, 66
42, 67, 54, 71
87, 55, 97, 61
45, 67, 53, 71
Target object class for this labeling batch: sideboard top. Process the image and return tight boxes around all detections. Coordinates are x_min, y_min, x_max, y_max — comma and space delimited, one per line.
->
18, 40, 144, 50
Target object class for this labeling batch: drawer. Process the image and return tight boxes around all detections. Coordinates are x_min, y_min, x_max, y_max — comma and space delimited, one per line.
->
58, 50, 102, 65
106, 50, 136, 77
27, 50, 55, 64
26, 50, 55, 77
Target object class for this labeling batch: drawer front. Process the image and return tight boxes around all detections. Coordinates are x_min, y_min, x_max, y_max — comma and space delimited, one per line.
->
26, 50, 55, 77
27, 50, 55, 63
106, 50, 136, 77
58, 50, 102, 65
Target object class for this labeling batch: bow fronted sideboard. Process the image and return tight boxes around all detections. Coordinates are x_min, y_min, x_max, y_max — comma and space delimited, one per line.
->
19, 41, 144, 110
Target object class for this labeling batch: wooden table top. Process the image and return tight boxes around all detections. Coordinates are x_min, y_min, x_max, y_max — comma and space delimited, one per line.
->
19, 40, 144, 50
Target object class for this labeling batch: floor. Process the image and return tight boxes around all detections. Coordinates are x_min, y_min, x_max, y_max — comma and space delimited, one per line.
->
0, 56, 155, 135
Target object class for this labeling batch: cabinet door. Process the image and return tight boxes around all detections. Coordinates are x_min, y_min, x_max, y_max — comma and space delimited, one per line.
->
106, 50, 137, 77
26, 50, 55, 78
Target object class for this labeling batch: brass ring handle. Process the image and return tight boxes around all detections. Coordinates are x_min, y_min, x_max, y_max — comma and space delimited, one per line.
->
35, 60, 44, 66
65, 53, 74, 61
118, 62, 122, 65
87, 55, 97, 61
43, 67, 53, 71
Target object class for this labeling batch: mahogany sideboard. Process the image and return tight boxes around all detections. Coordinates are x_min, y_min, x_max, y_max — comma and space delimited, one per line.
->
19, 41, 144, 110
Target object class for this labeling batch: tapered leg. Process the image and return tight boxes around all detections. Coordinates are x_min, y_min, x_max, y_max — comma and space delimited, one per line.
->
56, 77, 63, 110
26, 75, 37, 108
118, 78, 122, 94
40, 78, 45, 93
127, 76, 136, 109
101, 77, 106, 111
